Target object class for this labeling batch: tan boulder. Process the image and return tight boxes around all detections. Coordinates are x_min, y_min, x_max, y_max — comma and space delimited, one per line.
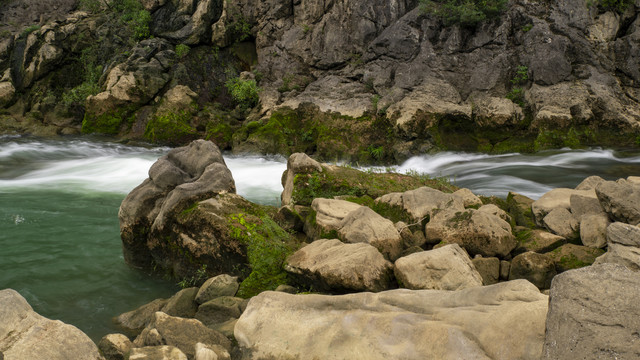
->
542, 208, 579, 240
531, 188, 596, 226
338, 206, 403, 260
310, 198, 362, 234
394, 244, 483, 290
281, 153, 322, 206
285, 239, 393, 292
594, 222, 640, 271
509, 252, 557, 289
579, 213, 610, 248
376, 186, 464, 222
452, 188, 482, 207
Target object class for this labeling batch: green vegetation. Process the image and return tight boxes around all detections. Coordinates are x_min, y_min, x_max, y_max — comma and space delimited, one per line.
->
228, 213, 297, 298
420, 0, 508, 27
175, 44, 191, 58
225, 75, 260, 108
62, 47, 102, 108
344, 195, 414, 224
521, 23, 533, 32
177, 264, 208, 288
20, 25, 40, 38
144, 110, 197, 145
534, 126, 595, 151
591, 0, 634, 11
82, 107, 133, 134
506, 65, 529, 107
79, 0, 151, 41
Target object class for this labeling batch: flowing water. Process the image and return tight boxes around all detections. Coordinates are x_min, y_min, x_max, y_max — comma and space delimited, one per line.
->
1, 135, 639, 342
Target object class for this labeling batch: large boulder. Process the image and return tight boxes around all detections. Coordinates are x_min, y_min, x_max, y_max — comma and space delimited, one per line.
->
119, 140, 238, 279
285, 239, 393, 292
531, 188, 596, 227
235, 281, 548, 360
596, 179, 640, 225
542, 208, 579, 241
547, 244, 605, 273
542, 264, 640, 359
98, 334, 132, 360
195, 274, 239, 304
337, 206, 403, 260
425, 208, 516, 258
281, 153, 323, 206
579, 213, 610, 248
594, 222, 640, 271
309, 198, 362, 235
0, 289, 102, 360
509, 252, 557, 289
394, 244, 483, 291
115, 298, 169, 336
376, 186, 464, 222
471, 256, 500, 285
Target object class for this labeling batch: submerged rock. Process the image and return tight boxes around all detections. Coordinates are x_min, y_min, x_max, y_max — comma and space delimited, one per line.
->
235, 281, 548, 360
0, 289, 102, 360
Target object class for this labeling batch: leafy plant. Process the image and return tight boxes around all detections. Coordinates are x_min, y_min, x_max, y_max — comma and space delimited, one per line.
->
177, 265, 208, 288
506, 65, 528, 107
225, 75, 260, 108
521, 23, 533, 32
420, 0, 508, 27
367, 145, 384, 160
63, 47, 103, 107
20, 25, 40, 38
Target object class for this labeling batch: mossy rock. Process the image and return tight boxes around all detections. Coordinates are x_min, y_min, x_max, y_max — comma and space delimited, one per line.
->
546, 243, 605, 273
291, 164, 458, 207
82, 107, 133, 135
144, 110, 198, 145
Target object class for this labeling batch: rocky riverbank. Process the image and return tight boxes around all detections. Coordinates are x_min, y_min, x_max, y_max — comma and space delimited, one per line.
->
3, 139, 639, 359
1, 0, 640, 161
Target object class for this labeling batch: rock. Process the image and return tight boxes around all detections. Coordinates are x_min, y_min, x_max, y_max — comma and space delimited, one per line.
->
134, 312, 231, 359
98, 334, 133, 360
531, 188, 596, 226
570, 193, 605, 220
0, 289, 102, 360
274, 284, 297, 294
235, 281, 548, 360
425, 208, 516, 258
156, 85, 198, 115
310, 198, 362, 235
208, 319, 238, 339
285, 239, 393, 292
575, 175, 606, 190
281, 153, 323, 206
593, 222, 640, 271
596, 179, 640, 225
119, 140, 239, 279
452, 188, 482, 207
509, 252, 557, 289
506, 192, 535, 228
128, 346, 187, 360
0, 81, 15, 107
518, 229, 566, 254
162, 287, 198, 318
395, 221, 427, 248
542, 264, 640, 359
115, 298, 168, 336
473, 96, 524, 127
195, 342, 231, 360
195, 275, 239, 304
542, 208, 579, 240
194, 296, 244, 327
579, 213, 610, 248
394, 244, 483, 290
337, 206, 403, 260
547, 244, 605, 273
477, 204, 511, 223
377, 186, 464, 222
472, 256, 500, 285
499, 260, 511, 281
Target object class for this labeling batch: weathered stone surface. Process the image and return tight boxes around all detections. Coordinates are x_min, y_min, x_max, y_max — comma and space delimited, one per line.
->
285, 239, 393, 292
518, 229, 566, 254
542, 208, 579, 240
477, 204, 511, 223
395, 221, 427, 248
0, 81, 15, 107
195, 342, 231, 360
134, 312, 231, 359
547, 244, 605, 273
425, 208, 516, 258
152, 0, 223, 45
575, 175, 606, 191
532, 188, 596, 226
507, 192, 535, 228
162, 287, 198, 319
542, 264, 640, 359
337, 206, 403, 260
115, 298, 168, 336
378, 186, 464, 222
310, 198, 362, 234
195, 296, 244, 327
98, 334, 132, 360
452, 188, 482, 208
594, 222, 640, 270
0, 289, 102, 360
235, 281, 548, 360
472, 256, 500, 285
596, 179, 640, 225
394, 244, 483, 291
605, 221, 640, 247
281, 153, 322, 206
195, 274, 239, 304
499, 260, 510, 280
579, 213, 610, 248
509, 252, 557, 289
128, 346, 187, 360
570, 194, 605, 221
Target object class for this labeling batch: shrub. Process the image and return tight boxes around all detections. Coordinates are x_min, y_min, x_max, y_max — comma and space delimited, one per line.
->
63, 47, 103, 107
420, 0, 508, 27
225, 76, 260, 108
506, 65, 528, 107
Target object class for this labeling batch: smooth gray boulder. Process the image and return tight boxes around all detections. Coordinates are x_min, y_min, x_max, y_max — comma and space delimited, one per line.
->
162, 287, 198, 319
337, 206, 403, 260
542, 264, 640, 359
579, 213, 610, 248
596, 179, 640, 225
0, 289, 102, 360
425, 208, 516, 258
195, 274, 239, 304
376, 186, 464, 222
594, 222, 640, 271
134, 312, 231, 359
235, 281, 548, 360
285, 239, 393, 292
570, 193, 605, 220
394, 244, 483, 291
542, 208, 579, 240
452, 188, 482, 207
531, 188, 596, 226
310, 198, 362, 234
509, 252, 557, 289
195, 296, 244, 327
115, 298, 169, 336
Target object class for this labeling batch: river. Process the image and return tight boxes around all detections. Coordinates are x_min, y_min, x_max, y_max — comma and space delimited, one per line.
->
1, 135, 639, 342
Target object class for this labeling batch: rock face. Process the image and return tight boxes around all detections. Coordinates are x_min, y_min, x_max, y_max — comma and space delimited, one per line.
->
543, 264, 640, 359
394, 244, 483, 291
425, 208, 516, 258
0, 289, 103, 360
235, 281, 548, 360
285, 239, 393, 292
119, 140, 237, 278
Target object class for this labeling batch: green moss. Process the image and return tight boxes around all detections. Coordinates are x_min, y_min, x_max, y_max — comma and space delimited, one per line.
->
344, 195, 413, 224
82, 109, 129, 134
145, 110, 197, 145
228, 213, 298, 298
